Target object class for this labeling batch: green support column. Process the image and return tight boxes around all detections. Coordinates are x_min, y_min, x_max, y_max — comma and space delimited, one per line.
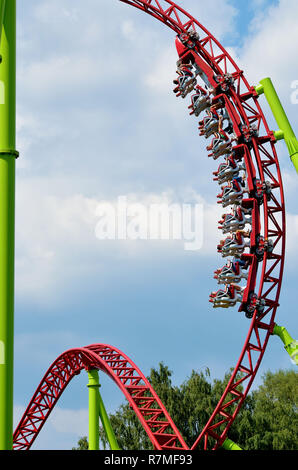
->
87, 370, 121, 451
98, 387, 120, 450
87, 370, 100, 451
222, 438, 242, 451
273, 325, 298, 365
255, 77, 298, 173
0, 0, 17, 451
0, 1, 5, 46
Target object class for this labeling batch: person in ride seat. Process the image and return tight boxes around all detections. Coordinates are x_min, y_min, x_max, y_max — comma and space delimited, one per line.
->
232, 175, 246, 192
235, 229, 250, 243
227, 283, 243, 300
173, 60, 195, 95
217, 229, 250, 254
206, 128, 232, 155
210, 283, 244, 306
219, 206, 243, 227
217, 175, 247, 206
232, 256, 249, 274
189, 84, 212, 116
194, 84, 208, 97
226, 153, 238, 170
199, 105, 219, 125
215, 153, 245, 185
198, 105, 222, 136
174, 62, 193, 82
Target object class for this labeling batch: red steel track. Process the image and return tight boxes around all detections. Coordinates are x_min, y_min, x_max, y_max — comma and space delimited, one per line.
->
13, 344, 188, 451
14, 1, 286, 451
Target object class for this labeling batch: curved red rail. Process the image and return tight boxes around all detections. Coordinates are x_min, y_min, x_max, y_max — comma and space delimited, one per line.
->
120, 1, 285, 450
13, 344, 188, 450
14, 0, 286, 451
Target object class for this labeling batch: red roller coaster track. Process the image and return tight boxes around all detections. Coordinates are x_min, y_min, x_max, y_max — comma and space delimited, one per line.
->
13, 344, 188, 451
14, 1, 286, 451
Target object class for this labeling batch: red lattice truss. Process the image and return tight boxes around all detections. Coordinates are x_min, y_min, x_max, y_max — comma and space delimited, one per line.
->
14, 0, 286, 451
13, 344, 188, 451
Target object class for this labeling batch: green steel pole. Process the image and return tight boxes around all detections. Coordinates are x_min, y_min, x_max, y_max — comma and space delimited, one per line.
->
87, 370, 100, 450
255, 77, 298, 173
222, 438, 242, 451
0, 1, 6, 47
0, 0, 17, 451
98, 387, 121, 450
87, 370, 120, 451
273, 324, 298, 366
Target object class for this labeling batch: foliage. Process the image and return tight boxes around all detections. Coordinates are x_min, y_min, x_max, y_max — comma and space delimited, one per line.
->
246, 370, 298, 450
72, 436, 88, 450
74, 366, 298, 451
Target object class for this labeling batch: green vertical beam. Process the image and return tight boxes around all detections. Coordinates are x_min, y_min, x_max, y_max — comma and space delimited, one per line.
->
98, 387, 121, 450
87, 370, 100, 450
87, 369, 121, 451
273, 324, 298, 365
0, 0, 17, 451
0, 1, 6, 47
255, 77, 298, 173
222, 438, 242, 451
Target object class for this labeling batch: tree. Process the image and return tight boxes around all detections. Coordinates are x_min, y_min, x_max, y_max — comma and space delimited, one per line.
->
246, 370, 298, 450
72, 436, 88, 450
73, 366, 298, 451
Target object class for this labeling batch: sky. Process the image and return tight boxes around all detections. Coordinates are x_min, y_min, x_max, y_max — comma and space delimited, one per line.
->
13, 0, 298, 450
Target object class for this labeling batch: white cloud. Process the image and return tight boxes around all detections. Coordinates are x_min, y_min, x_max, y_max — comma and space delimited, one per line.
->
238, 0, 298, 89
15, 0, 298, 303
47, 407, 89, 436
15, 179, 219, 304
286, 212, 298, 257
144, 46, 178, 95
173, 0, 238, 40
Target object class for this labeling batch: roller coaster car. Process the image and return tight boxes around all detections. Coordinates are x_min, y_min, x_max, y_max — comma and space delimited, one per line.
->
188, 86, 212, 117
214, 73, 235, 93
254, 235, 274, 261
199, 109, 232, 139
209, 284, 244, 309
217, 231, 250, 258
173, 64, 197, 98
217, 177, 248, 207
177, 31, 200, 51
236, 254, 265, 318
213, 154, 246, 185
214, 258, 249, 285
241, 199, 260, 251
218, 205, 252, 234
207, 131, 234, 159
243, 293, 266, 319
254, 180, 272, 205
199, 115, 219, 138
241, 124, 259, 145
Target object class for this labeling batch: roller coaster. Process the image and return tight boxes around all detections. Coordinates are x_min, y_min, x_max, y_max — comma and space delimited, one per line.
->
0, 0, 297, 452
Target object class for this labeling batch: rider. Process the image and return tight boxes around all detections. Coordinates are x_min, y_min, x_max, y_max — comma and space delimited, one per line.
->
189, 84, 212, 117
231, 256, 249, 273
206, 125, 233, 156
173, 60, 196, 95
217, 229, 250, 254
227, 283, 243, 300
210, 283, 244, 306
199, 105, 221, 136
